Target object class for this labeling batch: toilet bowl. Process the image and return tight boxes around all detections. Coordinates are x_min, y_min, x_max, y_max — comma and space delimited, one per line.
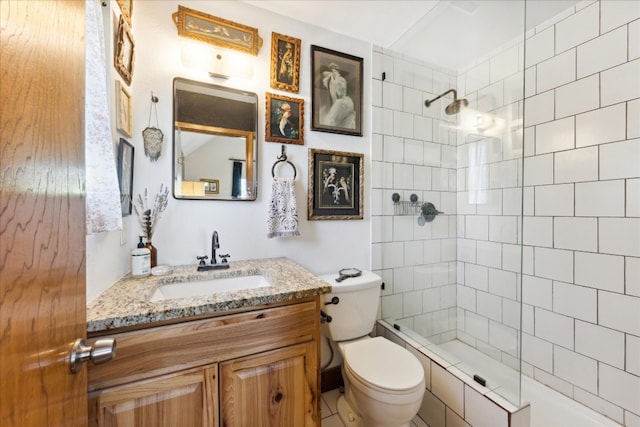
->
336, 337, 425, 427
320, 271, 426, 427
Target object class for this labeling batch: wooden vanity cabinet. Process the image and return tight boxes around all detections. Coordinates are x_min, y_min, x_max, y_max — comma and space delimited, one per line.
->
88, 365, 217, 426
87, 297, 321, 427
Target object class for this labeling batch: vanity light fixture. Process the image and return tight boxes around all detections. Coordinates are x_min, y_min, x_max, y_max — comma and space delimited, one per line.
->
180, 40, 254, 80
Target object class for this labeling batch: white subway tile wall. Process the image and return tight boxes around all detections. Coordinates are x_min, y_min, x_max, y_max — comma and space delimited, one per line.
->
372, 1, 639, 422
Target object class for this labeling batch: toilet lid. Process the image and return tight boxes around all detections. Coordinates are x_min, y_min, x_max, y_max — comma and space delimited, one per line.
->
343, 337, 424, 391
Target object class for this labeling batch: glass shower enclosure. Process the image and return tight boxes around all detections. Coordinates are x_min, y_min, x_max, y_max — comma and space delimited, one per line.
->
371, 0, 556, 407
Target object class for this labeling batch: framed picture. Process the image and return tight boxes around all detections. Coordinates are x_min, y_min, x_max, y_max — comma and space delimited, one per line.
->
116, 81, 132, 137
265, 92, 304, 145
116, 0, 132, 27
117, 139, 134, 216
172, 5, 262, 56
308, 148, 363, 220
115, 15, 135, 86
200, 179, 219, 195
311, 45, 363, 136
270, 32, 301, 93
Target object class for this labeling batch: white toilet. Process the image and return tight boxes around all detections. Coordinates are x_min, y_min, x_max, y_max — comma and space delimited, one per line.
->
320, 271, 425, 427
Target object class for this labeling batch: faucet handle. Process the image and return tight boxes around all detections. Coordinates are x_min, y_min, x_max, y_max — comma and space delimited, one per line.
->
219, 254, 230, 264
196, 255, 208, 266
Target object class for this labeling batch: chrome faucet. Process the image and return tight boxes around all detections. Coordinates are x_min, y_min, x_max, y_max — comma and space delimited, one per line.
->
211, 231, 220, 264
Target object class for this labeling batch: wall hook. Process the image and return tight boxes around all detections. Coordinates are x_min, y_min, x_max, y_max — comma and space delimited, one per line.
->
278, 144, 288, 161
272, 145, 296, 179
150, 92, 159, 103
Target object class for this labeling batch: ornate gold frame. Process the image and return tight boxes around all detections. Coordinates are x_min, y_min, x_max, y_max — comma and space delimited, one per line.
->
116, 0, 132, 26
265, 93, 304, 145
172, 5, 262, 56
116, 81, 132, 137
175, 121, 255, 194
270, 32, 301, 93
308, 148, 364, 220
114, 15, 134, 86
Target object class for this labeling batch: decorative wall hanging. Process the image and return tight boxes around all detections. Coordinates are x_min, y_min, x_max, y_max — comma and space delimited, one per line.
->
311, 45, 363, 136
114, 14, 135, 85
200, 179, 219, 194
116, 81, 132, 137
308, 148, 363, 220
265, 92, 304, 145
117, 138, 134, 216
172, 5, 262, 56
142, 92, 164, 161
270, 32, 301, 93
116, 0, 132, 26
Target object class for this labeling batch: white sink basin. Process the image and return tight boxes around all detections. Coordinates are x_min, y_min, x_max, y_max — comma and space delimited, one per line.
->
149, 275, 271, 302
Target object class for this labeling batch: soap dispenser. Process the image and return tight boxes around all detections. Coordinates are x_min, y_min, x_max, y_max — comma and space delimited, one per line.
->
131, 236, 151, 278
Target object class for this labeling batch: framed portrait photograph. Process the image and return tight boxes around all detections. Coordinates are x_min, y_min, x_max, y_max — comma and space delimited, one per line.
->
117, 138, 134, 216
308, 148, 363, 220
116, 81, 132, 137
116, 0, 132, 27
172, 5, 262, 56
265, 92, 304, 145
311, 45, 363, 136
115, 15, 135, 86
270, 32, 301, 93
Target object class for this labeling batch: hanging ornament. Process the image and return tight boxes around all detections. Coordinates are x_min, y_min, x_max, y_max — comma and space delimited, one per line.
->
142, 92, 164, 161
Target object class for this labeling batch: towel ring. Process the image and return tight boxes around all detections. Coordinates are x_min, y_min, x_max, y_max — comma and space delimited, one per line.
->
271, 145, 297, 179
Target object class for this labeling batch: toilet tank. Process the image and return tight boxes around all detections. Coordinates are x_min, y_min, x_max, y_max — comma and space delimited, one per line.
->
319, 271, 382, 341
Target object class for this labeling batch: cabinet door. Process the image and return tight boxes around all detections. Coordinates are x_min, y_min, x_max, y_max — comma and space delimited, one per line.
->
220, 342, 318, 427
89, 366, 218, 427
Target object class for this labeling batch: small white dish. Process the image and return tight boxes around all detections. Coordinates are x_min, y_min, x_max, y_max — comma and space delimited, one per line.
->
151, 265, 173, 276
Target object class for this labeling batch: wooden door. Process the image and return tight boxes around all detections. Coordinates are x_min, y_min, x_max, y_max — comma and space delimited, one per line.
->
220, 342, 319, 427
88, 366, 217, 427
0, 1, 87, 426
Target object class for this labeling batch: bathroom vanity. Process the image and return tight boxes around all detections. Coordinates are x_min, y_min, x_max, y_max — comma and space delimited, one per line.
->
86, 258, 331, 427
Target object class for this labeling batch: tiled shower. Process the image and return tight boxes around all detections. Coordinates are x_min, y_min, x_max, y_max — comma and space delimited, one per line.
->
371, 1, 639, 425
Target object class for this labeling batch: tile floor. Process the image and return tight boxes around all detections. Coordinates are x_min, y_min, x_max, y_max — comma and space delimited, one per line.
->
321, 388, 429, 427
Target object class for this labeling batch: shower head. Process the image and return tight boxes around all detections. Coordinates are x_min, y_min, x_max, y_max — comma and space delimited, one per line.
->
445, 98, 469, 115
424, 89, 468, 115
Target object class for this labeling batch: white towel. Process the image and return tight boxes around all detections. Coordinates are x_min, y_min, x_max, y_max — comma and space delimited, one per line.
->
267, 177, 300, 238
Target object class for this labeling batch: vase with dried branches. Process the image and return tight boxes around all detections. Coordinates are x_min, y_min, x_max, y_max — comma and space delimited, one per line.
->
134, 184, 169, 267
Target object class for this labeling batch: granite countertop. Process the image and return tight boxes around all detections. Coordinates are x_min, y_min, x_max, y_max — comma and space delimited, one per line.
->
87, 257, 332, 333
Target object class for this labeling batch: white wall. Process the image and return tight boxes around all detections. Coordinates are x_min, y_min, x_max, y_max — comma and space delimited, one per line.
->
518, 2, 639, 424
87, 1, 373, 302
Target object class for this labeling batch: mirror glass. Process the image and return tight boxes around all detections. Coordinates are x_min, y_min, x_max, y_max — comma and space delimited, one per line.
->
173, 78, 258, 200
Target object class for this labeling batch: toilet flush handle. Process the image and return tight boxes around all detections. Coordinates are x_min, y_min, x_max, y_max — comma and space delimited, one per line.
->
324, 296, 339, 305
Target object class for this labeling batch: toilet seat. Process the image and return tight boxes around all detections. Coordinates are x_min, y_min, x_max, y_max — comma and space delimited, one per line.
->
342, 337, 424, 393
